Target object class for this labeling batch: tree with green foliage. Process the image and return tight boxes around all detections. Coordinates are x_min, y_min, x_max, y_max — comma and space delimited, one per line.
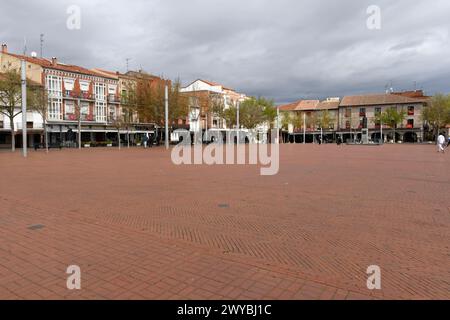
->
29, 83, 49, 152
422, 94, 450, 138
263, 102, 277, 129
315, 110, 335, 141
212, 96, 274, 130
0, 69, 36, 151
239, 97, 275, 130
315, 110, 333, 130
280, 112, 292, 131
131, 77, 189, 144
287, 112, 305, 132
374, 107, 406, 142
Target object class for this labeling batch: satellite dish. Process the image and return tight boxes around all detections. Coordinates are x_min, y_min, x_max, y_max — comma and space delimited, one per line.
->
31, 51, 37, 58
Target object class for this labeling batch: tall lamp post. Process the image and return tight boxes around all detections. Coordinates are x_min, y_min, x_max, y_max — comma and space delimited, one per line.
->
21, 59, 27, 158
77, 98, 82, 149
236, 101, 240, 145
165, 84, 169, 149
380, 119, 383, 144
303, 112, 306, 144
276, 106, 280, 144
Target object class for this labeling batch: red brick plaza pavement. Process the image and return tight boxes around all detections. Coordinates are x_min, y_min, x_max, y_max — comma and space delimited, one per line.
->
0, 144, 449, 300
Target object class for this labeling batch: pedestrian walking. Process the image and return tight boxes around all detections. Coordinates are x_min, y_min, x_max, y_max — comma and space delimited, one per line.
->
336, 135, 342, 146
143, 134, 149, 149
437, 133, 446, 153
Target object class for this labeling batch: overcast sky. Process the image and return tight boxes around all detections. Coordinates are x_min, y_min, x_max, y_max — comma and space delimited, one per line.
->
1, 0, 449, 104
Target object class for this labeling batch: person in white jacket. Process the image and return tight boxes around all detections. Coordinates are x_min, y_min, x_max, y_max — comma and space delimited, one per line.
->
437, 133, 446, 153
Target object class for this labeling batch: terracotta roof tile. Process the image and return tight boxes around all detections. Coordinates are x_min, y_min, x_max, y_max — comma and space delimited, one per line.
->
91, 68, 119, 79
200, 79, 234, 91
278, 100, 320, 111
340, 93, 430, 106
316, 100, 340, 110
4, 52, 114, 79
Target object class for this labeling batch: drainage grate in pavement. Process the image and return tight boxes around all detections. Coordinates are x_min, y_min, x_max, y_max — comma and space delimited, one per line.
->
28, 224, 45, 231
218, 203, 230, 208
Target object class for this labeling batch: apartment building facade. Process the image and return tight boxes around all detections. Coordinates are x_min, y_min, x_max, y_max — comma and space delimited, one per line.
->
279, 99, 340, 143
180, 79, 247, 134
0, 44, 158, 148
338, 92, 430, 143
279, 92, 430, 143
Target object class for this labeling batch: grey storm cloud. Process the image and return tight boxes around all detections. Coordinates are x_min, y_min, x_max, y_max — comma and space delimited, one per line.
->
1, 0, 449, 104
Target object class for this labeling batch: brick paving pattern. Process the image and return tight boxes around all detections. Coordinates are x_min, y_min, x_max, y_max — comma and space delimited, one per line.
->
0, 144, 449, 300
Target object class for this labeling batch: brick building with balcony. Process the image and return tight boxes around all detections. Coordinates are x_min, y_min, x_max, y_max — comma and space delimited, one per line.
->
0, 44, 159, 148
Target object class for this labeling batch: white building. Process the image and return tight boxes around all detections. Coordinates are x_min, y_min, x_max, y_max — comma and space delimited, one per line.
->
180, 79, 247, 135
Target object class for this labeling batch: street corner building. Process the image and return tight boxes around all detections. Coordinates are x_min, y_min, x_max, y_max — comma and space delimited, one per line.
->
0, 44, 167, 149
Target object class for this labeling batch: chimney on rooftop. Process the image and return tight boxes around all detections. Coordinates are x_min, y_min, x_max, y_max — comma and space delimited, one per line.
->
1, 44, 7, 53
51, 57, 57, 66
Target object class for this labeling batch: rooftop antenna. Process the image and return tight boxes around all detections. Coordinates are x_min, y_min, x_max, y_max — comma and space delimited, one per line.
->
40, 34, 44, 58
126, 58, 131, 72
23, 37, 27, 55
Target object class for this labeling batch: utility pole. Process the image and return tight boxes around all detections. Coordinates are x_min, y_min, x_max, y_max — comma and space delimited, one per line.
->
276, 107, 280, 144
236, 101, 240, 145
165, 84, 169, 149
40, 34, 44, 58
350, 110, 353, 143
380, 119, 383, 145
205, 112, 208, 143
303, 112, 306, 144
126, 58, 131, 72
21, 59, 27, 158
77, 98, 82, 149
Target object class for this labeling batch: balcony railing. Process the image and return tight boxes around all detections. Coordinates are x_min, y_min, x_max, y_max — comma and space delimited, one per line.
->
81, 114, 95, 121
61, 91, 95, 101
64, 91, 78, 99
81, 92, 95, 100
108, 95, 121, 104
63, 114, 95, 122
64, 113, 78, 121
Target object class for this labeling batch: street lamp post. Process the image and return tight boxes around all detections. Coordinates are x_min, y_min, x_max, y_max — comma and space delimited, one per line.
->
165, 84, 169, 150
303, 113, 306, 144
21, 59, 27, 158
78, 98, 82, 149
276, 107, 280, 144
236, 101, 240, 145
380, 119, 383, 144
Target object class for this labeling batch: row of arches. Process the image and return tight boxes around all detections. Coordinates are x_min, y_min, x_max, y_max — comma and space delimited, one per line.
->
281, 131, 420, 144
